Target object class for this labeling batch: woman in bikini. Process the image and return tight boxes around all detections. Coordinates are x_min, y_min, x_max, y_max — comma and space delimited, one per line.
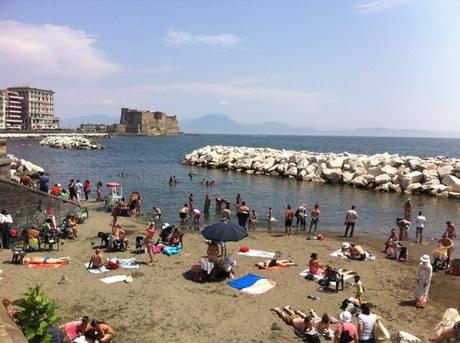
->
256, 259, 296, 269
145, 222, 155, 266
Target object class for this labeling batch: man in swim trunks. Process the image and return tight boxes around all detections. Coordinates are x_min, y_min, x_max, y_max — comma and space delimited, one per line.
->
20, 256, 71, 264
111, 224, 129, 250
347, 244, 366, 261
89, 249, 104, 269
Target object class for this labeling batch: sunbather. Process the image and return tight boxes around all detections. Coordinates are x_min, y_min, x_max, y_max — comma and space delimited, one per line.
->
77, 316, 91, 337
309, 253, 325, 275
168, 228, 182, 247
89, 249, 104, 269
92, 320, 115, 343
256, 259, 296, 269
346, 244, 366, 261
430, 321, 460, 342
271, 306, 318, 339
206, 240, 220, 262
20, 256, 71, 265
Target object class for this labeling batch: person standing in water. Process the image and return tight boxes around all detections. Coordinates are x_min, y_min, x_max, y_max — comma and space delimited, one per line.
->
309, 204, 321, 233
284, 205, 295, 236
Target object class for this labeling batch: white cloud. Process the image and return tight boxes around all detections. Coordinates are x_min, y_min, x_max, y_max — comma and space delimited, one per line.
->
0, 20, 120, 82
164, 30, 242, 47
354, 0, 412, 13
219, 100, 231, 106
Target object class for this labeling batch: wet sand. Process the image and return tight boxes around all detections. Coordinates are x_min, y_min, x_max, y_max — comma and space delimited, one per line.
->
1, 203, 459, 342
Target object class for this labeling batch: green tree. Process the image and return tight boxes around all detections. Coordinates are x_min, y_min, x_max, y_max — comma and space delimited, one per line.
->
12, 285, 61, 343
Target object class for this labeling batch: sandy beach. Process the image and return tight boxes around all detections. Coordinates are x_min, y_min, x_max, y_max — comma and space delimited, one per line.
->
1, 202, 459, 342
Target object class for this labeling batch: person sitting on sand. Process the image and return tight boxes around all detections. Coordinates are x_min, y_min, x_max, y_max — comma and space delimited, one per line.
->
346, 244, 366, 261
92, 320, 115, 343
309, 253, 325, 275
20, 256, 71, 265
111, 224, 129, 250
2, 298, 16, 319
256, 259, 296, 269
385, 228, 400, 251
206, 240, 220, 262
89, 249, 104, 269
313, 313, 333, 339
271, 306, 318, 339
66, 214, 79, 239
168, 228, 182, 247
77, 316, 91, 337
430, 321, 460, 343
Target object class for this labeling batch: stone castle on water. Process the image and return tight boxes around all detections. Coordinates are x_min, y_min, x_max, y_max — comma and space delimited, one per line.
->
113, 108, 181, 136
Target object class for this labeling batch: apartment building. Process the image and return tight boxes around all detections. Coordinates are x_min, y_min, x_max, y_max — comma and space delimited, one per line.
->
8, 87, 59, 130
0, 90, 6, 130
5, 90, 24, 130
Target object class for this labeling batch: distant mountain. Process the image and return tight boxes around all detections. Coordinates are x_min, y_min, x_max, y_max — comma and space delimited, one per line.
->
60, 114, 119, 129
181, 113, 316, 135
181, 114, 460, 138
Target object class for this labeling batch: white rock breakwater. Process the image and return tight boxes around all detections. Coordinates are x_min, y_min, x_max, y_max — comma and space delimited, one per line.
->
39, 135, 104, 150
8, 154, 44, 182
183, 145, 460, 199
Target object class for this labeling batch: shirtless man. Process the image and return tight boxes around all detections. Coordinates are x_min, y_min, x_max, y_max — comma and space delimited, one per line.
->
271, 306, 317, 337
20, 174, 35, 188
112, 224, 129, 250
89, 249, 104, 269
92, 320, 115, 343
77, 316, 91, 337
347, 244, 366, 261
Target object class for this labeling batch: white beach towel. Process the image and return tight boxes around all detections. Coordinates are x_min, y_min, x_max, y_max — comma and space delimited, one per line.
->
299, 269, 323, 280
330, 249, 376, 261
240, 278, 277, 295
83, 263, 109, 274
119, 258, 140, 269
238, 249, 276, 259
99, 275, 128, 284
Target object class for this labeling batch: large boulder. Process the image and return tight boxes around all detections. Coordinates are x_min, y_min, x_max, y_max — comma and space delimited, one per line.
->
423, 169, 439, 183
374, 174, 391, 185
375, 182, 391, 192
352, 175, 368, 188
327, 157, 344, 169
342, 171, 355, 184
402, 171, 423, 189
441, 175, 460, 192
368, 167, 383, 177
379, 165, 398, 177
438, 165, 454, 178
321, 168, 342, 181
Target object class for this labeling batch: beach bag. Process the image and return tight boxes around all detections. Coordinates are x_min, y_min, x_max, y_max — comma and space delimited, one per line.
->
449, 258, 460, 276
374, 318, 391, 341
107, 258, 120, 270
338, 324, 353, 343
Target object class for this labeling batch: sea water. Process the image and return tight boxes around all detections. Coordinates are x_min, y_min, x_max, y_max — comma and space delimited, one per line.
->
7, 135, 460, 238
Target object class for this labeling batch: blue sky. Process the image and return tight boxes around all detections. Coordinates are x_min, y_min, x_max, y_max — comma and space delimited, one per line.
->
0, 0, 459, 130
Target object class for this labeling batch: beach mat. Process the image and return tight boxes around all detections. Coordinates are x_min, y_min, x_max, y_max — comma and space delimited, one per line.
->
256, 263, 296, 272
238, 250, 276, 259
228, 273, 263, 290
330, 249, 376, 261
299, 269, 323, 280
119, 258, 140, 269
27, 262, 65, 269
63, 320, 81, 341
83, 263, 109, 273
241, 278, 277, 295
100, 275, 128, 284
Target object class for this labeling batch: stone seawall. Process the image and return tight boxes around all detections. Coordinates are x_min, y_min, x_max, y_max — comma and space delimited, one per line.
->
182, 145, 460, 199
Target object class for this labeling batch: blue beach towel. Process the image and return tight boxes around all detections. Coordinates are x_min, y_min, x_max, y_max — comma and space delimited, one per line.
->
163, 244, 182, 256
228, 273, 264, 290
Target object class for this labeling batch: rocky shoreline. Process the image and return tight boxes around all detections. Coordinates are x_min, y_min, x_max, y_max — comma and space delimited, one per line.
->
39, 135, 104, 150
183, 145, 460, 199
8, 154, 44, 183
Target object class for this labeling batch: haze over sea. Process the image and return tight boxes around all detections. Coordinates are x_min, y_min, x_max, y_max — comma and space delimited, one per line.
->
8, 135, 460, 238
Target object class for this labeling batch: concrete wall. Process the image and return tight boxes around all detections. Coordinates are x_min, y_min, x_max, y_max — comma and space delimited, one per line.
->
0, 177, 83, 227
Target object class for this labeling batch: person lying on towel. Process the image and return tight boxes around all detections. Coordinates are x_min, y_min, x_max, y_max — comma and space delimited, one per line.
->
256, 259, 296, 269
20, 255, 71, 265
271, 306, 319, 341
345, 244, 366, 261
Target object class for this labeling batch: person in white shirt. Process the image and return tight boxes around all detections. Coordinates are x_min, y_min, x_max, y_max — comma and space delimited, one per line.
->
344, 205, 358, 238
415, 211, 426, 245
357, 304, 377, 343
0, 209, 13, 248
